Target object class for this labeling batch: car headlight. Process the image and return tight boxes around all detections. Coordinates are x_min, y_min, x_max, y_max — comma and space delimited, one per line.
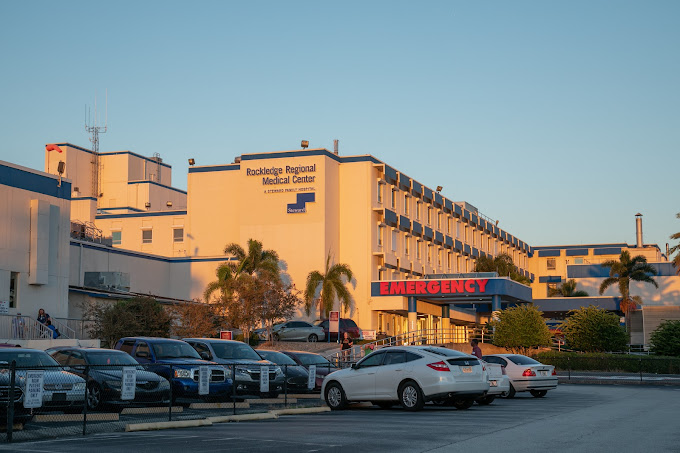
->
174, 369, 193, 378
73, 382, 86, 392
235, 367, 249, 376
103, 380, 122, 390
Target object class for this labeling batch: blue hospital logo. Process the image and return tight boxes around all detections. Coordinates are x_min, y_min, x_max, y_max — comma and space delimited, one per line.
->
287, 192, 315, 214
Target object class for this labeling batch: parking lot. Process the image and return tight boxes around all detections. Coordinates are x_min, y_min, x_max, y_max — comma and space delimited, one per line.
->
4, 384, 680, 452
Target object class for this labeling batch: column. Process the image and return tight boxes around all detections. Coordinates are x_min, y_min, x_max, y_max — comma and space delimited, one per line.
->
408, 296, 417, 344
441, 305, 451, 343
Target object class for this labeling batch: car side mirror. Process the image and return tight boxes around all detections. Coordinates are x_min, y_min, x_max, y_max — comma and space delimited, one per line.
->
136, 351, 149, 359
351, 363, 357, 370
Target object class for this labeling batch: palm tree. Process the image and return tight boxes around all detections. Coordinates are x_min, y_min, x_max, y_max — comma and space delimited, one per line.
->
548, 279, 589, 297
304, 252, 354, 319
599, 250, 658, 314
204, 239, 280, 301
670, 212, 680, 274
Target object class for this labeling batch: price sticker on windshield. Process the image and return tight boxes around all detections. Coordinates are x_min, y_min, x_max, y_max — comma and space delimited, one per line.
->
121, 367, 136, 400
24, 370, 44, 408
198, 367, 210, 395
307, 364, 316, 390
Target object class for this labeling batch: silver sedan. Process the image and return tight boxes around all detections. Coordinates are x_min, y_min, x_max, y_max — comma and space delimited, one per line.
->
272, 321, 325, 342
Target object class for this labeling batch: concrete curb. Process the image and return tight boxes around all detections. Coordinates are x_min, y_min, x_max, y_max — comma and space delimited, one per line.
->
269, 406, 330, 416
208, 412, 279, 423
121, 406, 184, 415
125, 418, 213, 432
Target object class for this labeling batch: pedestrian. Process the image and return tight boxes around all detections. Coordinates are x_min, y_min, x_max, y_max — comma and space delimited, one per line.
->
470, 339, 482, 359
341, 332, 353, 362
37, 308, 50, 325
45, 319, 60, 339
12, 313, 25, 339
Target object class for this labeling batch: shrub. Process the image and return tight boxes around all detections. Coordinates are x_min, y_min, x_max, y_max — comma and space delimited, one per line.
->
649, 320, 680, 357
490, 305, 552, 355
561, 305, 628, 352
535, 351, 680, 374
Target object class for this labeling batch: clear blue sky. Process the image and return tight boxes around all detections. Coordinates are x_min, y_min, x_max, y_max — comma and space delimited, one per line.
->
1, 1, 678, 252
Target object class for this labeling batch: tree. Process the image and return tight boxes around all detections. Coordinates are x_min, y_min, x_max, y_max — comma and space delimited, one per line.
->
599, 250, 658, 314
649, 320, 680, 357
204, 238, 280, 302
548, 279, 589, 297
670, 212, 680, 275
304, 252, 354, 319
561, 305, 628, 352
489, 304, 552, 355
85, 296, 173, 348
474, 253, 530, 285
260, 280, 303, 341
168, 301, 226, 338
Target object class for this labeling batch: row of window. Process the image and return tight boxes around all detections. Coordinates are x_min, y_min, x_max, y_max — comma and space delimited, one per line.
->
112, 228, 184, 245
545, 257, 585, 270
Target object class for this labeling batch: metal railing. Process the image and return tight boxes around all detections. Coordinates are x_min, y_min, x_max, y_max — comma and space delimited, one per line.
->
328, 327, 490, 368
0, 316, 54, 341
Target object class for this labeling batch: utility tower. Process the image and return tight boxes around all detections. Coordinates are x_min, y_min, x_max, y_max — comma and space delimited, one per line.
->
85, 92, 107, 200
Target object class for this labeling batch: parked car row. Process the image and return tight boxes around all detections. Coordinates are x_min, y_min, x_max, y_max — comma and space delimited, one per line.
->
255, 318, 363, 342
321, 348, 558, 411
0, 336, 340, 424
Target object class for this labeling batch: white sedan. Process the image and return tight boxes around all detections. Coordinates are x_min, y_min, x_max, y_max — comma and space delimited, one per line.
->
322, 346, 489, 411
482, 354, 558, 398
476, 361, 510, 405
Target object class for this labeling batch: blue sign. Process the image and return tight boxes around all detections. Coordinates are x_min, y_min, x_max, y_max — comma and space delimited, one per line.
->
287, 192, 315, 213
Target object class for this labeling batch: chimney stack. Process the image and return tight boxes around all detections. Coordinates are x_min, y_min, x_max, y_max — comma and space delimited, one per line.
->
635, 213, 643, 248
333, 139, 339, 155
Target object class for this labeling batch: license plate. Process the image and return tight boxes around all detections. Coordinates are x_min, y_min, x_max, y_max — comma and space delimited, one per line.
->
540, 370, 548, 376
489, 380, 497, 387
52, 393, 67, 402
461, 366, 472, 373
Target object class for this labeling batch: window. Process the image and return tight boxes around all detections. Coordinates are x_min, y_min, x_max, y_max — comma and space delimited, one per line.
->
142, 229, 153, 244
428, 245, 432, 263
437, 213, 442, 229
447, 218, 451, 234
416, 202, 422, 220
391, 230, 397, 252
173, 228, 184, 243
416, 241, 422, 260
404, 236, 410, 255
358, 351, 385, 368
378, 268, 386, 280
68, 352, 86, 366
378, 225, 385, 247
112, 231, 122, 245
437, 250, 442, 267
119, 340, 135, 354
547, 258, 556, 270
404, 194, 409, 215
547, 283, 557, 295
9, 272, 18, 308
391, 188, 397, 209
455, 221, 460, 239
427, 207, 432, 225
447, 253, 452, 269
574, 258, 584, 264
135, 342, 150, 358
384, 351, 407, 365
377, 182, 383, 203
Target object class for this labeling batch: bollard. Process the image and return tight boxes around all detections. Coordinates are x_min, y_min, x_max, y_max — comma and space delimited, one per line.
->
232, 364, 236, 415
83, 365, 89, 435
7, 360, 16, 443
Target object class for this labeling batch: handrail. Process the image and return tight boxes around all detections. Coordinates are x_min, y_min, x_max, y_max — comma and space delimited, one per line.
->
50, 318, 76, 339
327, 327, 491, 368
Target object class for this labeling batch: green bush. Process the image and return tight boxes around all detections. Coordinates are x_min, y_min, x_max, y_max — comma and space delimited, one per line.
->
649, 320, 680, 357
490, 305, 551, 355
535, 351, 680, 374
561, 305, 628, 352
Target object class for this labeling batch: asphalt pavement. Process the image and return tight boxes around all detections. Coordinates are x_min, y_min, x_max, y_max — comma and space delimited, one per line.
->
3, 384, 680, 453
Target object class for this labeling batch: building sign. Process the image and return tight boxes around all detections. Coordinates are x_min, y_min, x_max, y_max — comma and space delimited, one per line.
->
121, 367, 136, 400
307, 364, 316, 390
363, 330, 376, 341
329, 311, 339, 334
0, 300, 8, 315
287, 193, 315, 213
373, 279, 489, 296
246, 164, 317, 186
220, 331, 232, 340
260, 366, 270, 393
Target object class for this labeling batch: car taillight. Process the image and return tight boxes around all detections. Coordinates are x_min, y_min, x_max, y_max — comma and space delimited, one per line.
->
522, 369, 536, 377
427, 361, 450, 372
552, 368, 557, 376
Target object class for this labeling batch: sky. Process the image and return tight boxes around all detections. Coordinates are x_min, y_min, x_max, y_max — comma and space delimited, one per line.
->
1, 1, 678, 252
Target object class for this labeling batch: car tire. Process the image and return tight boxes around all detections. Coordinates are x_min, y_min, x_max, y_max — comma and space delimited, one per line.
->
273, 333, 280, 341
398, 380, 424, 411
325, 382, 347, 411
505, 383, 516, 399
308, 334, 318, 343
476, 395, 496, 405
87, 382, 103, 411
530, 390, 547, 398
452, 399, 475, 410
374, 401, 394, 409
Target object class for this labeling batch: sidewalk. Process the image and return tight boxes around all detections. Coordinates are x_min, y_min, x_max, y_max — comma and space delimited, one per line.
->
557, 371, 680, 386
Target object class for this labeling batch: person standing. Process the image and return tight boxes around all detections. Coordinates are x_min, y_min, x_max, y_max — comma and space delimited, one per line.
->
470, 339, 482, 359
12, 313, 25, 339
341, 332, 353, 362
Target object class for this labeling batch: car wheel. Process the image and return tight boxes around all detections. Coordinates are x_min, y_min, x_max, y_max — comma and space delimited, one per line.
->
476, 395, 496, 405
530, 390, 547, 398
398, 380, 424, 411
452, 399, 475, 410
308, 334, 318, 343
374, 401, 394, 409
273, 333, 280, 341
325, 382, 347, 410
505, 383, 516, 399
87, 383, 103, 411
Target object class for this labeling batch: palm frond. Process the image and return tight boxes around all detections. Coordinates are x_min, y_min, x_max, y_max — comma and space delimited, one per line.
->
599, 277, 618, 295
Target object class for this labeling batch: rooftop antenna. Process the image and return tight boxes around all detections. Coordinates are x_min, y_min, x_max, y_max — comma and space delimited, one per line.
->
85, 90, 108, 199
